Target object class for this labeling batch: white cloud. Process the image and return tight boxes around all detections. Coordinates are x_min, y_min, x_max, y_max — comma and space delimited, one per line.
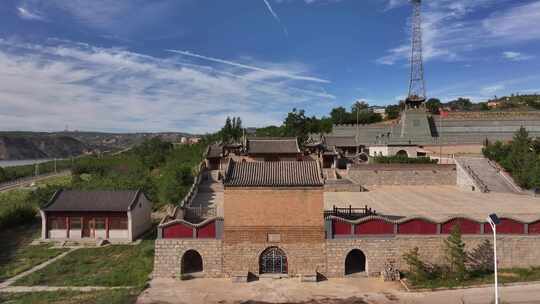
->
167, 50, 329, 83
503, 51, 534, 61
480, 84, 505, 95
17, 6, 46, 21
0, 39, 333, 133
378, 0, 540, 65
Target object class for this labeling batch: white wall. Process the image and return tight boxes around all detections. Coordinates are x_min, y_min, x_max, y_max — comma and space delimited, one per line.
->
128, 193, 153, 241
109, 229, 129, 239
48, 229, 67, 239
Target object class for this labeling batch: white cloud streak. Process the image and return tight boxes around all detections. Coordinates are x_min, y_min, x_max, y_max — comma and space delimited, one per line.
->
0, 39, 333, 133
503, 51, 534, 61
262, 0, 289, 36
167, 50, 330, 83
17, 6, 46, 21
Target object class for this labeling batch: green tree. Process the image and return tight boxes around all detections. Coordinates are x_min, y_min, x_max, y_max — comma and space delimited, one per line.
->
426, 98, 441, 114
132, 138, 173, 170
283, 108, 310, 145
385, 105, 401, 120
508, 127, 535, 187
157, 164, 193, 206
330, 106, 349, 125
444, 225, 468, 281
0, 167, 7, 183
403, 247, 430, 283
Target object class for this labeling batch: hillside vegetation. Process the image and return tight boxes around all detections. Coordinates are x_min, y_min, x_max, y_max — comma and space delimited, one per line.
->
483, 127, 540, 189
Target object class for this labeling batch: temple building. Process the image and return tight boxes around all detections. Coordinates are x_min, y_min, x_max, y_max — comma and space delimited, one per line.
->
40, 190, 152, 242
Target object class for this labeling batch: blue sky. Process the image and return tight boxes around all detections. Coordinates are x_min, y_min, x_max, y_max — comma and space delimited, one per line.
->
1, 0, 540, 133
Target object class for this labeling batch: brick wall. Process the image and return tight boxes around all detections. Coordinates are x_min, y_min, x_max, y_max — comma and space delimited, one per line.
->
224, 188, 324, 227
326, 235, 540, 277
348, 165, 456, 186
153, 239, 223, 278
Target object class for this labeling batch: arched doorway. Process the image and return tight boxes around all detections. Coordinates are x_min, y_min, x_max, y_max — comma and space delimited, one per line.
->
259, 247, 287, 274
181, 250, 203, 274
345, 249, 366, 275
396, 150, 408, 157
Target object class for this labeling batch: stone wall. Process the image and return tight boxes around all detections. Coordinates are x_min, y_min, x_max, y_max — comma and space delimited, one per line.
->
223, 240, 326, 276
326, 235, 540, 277
348, 165, 456, 186
153, 239, 223, 278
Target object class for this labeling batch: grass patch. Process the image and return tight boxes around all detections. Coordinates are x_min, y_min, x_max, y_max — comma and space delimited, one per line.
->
15, 234, 155, 288
33, 175, 72, 188
0, 289, 141, 304
405, 267, 540, 290
0, 223, 68, 282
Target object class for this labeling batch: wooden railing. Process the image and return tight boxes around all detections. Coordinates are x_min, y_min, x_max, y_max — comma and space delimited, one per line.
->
324, 205, 376, 220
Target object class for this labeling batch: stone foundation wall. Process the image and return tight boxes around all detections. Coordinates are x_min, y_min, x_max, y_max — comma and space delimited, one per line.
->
326, 235, 540, 277
153, 235, 540, 279
153, 239, 223, 278
222, 241, 326, 276
348, 165, 456, 186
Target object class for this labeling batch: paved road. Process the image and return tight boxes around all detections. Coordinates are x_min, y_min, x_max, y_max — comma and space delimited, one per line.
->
137, 278, 540, 304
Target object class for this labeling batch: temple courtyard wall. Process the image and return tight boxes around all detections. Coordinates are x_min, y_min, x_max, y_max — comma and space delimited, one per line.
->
153, 235, 540, 279
348, 164, 456, 186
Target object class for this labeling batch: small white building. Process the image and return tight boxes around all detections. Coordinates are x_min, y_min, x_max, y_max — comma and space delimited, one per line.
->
40, 189, 152, 242
368, 144, 419, 158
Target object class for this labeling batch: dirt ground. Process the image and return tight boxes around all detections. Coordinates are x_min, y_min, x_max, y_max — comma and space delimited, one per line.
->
136, 277, 403, 304
136, 277, 540, 304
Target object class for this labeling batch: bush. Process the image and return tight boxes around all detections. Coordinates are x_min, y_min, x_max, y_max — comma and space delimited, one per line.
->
0, 203, 36, 230
403, 247, 431, 283
468, 239, 494, 274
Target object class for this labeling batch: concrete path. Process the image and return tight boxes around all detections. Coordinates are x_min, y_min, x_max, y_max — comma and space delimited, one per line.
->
457, 157, 516, 193
136, 277, 540, 304
0, 248, 76, 290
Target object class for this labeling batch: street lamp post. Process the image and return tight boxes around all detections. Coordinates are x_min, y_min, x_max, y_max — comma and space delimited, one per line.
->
487, 213, 501, 304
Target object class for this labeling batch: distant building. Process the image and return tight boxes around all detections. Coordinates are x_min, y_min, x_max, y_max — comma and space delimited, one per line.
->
368, 106, 387, 118
487, 101, 501, 109
40, 190, 152, 242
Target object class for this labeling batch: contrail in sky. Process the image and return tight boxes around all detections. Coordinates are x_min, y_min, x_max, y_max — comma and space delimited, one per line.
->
167, 49, 330, 83
262, 0, 289, 36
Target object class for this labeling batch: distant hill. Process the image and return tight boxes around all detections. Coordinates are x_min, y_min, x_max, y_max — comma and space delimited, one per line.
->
0, 134, 87, 160
0, 131, 194, 160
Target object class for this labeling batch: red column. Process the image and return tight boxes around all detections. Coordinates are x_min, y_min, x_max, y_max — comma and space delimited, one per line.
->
66, 217, 70, 238
106, 217, 109, 239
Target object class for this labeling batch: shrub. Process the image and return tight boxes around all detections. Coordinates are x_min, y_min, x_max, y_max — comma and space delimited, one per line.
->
0, 203, 36, 230
444, 225, 468, 281
403, 247, 431, 283
468, 239, 494, 274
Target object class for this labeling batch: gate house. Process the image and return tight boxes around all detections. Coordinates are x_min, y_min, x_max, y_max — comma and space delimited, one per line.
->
40, 189, 152, 242
221, 160, 326, 277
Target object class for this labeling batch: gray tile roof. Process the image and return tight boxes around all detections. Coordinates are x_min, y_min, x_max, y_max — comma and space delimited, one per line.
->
42, 190, 143, 212
223, 160, 324, 187
247, 137, 300, 154
206, 144, 222, 158
324, 136, 358, 147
